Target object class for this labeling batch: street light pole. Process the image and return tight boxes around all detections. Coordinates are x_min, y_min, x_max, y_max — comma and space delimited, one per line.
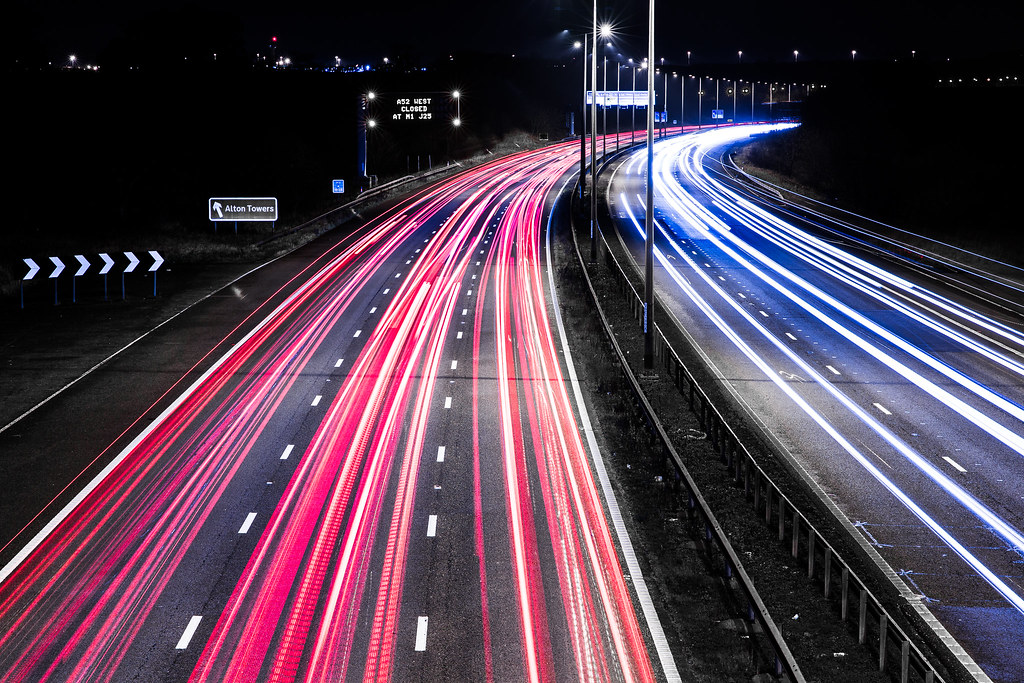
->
644, 0, 655, 370
616, 61, 621, 153
631, 62, 637, 146
579, 36, 587, 199
602, 54, 607, 164
590, 4, 598, 262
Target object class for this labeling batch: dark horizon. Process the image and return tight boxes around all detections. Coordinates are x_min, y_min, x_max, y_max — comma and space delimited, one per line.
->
10, 0, 1023, 71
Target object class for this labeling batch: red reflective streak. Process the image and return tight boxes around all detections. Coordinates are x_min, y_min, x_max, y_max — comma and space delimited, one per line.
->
0, 135, 657, 682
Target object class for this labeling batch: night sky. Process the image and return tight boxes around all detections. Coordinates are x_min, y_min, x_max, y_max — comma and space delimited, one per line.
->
13, 0, 1022, 68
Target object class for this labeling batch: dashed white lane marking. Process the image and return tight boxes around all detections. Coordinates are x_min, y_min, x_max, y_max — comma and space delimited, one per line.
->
280, 444, 294, 460
450, 360, 458, 370
437, 446, 445, 462
353, 329, 362, 338
737, 292, 746, 299
238, 512, 257, 534
467, 289, 473, 296
335, 358, 344, 367
370, 307, 377, 313
426, 515, 437, 537
758, 310, 768, 317
873, 402, 892, 415
457, 331, 463, 339
384, 288, 390, 294
785, 332, 797, 341
444, 396, 452, 409
943, 456, 967, 473
395, 273, 402, 279
415, 616, 429, 651
175, 616, 203, 650
826, 365, 841, 375
462, 308, 468, 316
311, 395, 322, 407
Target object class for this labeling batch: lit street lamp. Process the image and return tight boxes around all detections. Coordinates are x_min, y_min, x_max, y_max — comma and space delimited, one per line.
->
793, 50, 799, 62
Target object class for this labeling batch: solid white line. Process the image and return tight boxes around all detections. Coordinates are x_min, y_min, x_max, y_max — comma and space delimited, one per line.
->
426, 515, 437, 537
943, 456, 968, 473
175, 615, 203, 650
874, 402, 892, 415
280, 444, 294, 460
437, 446, 446, 462
238, 512, 257, 534
0, 259, 280, 438
311, 395, 322, 407
414, 616, 428, 651
444, 396, 452, 409
545, 174, 680, 682
1, 260, 335, 586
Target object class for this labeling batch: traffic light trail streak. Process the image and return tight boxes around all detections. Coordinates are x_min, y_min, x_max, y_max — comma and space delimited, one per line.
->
0, 142, 659, 682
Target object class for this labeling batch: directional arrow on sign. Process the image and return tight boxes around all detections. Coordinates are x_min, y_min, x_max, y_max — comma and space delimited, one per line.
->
124, 251, 140, 273
74, 254, 90, 277
148, 250, 164, 272
98, 253, 115, 275
49, 257, 65, 279
211, 201, 224, 218
23, 258, 40, 280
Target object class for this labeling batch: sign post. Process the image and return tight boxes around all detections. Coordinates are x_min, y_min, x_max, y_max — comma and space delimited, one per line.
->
21, 258, 40, 309
148, 251, 164, 297
123, 251, 139, 301
99, 253, 114, 301
73, 255, 90, 303
209, 198, 278, 233
49, 257, 65, 305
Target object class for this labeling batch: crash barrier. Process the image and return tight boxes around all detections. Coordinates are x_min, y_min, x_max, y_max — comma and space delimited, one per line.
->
573, 202, 947, 683
569, 208, 805, 682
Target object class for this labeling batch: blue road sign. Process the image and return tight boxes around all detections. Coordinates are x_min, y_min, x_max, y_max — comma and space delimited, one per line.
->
333, 179, 345, 194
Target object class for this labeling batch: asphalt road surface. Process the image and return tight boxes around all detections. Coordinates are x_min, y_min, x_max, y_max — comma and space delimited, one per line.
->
0, 143, 676, 681
606, 124, 1024, 682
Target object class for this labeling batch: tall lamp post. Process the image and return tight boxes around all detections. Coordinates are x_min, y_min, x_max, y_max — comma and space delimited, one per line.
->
643, 0, 655, 370
576, 38, 587, 199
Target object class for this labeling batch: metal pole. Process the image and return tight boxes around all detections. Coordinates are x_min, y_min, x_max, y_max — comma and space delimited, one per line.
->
631, 66, 636, 145
616, 62, 620, 153
681, 74, 685, 130
698, 76, 702, 128
580, 34, 587, 199
733, 80, 737, 123
602, 54, 607, 164
590, 0, 598, 262
644, 0, 655, 370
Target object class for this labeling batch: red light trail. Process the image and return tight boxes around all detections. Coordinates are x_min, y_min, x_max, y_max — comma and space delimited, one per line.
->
0, 140, 660, 682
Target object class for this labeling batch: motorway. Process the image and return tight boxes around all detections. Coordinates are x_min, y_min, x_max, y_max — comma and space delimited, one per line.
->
606, 124, 1024, 682
0, 143, 674, 681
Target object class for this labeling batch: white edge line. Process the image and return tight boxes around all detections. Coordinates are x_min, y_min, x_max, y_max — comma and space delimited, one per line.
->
0, 259, 279, 437
545, 172, 681, 682
0, 261, 327, 586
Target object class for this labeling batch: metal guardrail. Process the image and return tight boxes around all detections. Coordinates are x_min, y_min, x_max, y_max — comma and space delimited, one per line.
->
583, 203, 947, 683
568, 199, 805, 682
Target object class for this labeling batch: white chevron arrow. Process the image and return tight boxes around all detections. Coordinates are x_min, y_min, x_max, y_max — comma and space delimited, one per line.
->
74, 254, 90, 277
148, 250, 164, 272
98, 253, 115, 275
23, 258, 40, 280
49, 257, 65, 279
124, 251, 140, 273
